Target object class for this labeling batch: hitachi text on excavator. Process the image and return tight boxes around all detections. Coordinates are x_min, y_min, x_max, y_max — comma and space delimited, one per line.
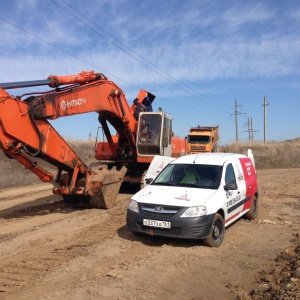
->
0, 71, 187, 209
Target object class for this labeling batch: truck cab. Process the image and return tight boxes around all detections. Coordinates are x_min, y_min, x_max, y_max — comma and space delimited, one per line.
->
187, 126, 219, 153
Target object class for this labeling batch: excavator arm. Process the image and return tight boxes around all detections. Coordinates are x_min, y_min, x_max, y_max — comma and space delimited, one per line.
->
0, 71, 150, 208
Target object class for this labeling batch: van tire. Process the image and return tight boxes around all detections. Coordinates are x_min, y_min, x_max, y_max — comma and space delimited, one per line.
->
245, 195, 258, 220
203, 213, 225, 247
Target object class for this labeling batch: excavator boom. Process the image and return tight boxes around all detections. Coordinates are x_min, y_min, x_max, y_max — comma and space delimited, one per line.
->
0, 71, 105, 90
0, 71, 141, 208
0, 70, 186, 209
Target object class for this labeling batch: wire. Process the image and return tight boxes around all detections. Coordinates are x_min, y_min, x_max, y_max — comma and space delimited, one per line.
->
0, 16, 228, 118
91, 0, 233, 110
51, 0, 232, 114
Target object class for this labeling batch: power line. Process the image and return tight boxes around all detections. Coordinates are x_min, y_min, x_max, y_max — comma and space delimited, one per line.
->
0, 16, 228, 118
243, 118, 258, 142
92, 0, 232, 111
50, 0, 231, 114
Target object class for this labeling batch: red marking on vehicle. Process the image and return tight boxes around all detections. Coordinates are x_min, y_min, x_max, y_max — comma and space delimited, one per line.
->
225, 212, 240, 224
239, 158, 257, 211
241, 196, 252, 211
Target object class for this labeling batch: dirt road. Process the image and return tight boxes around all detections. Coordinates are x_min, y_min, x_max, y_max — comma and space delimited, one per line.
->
0, 168, 299, 300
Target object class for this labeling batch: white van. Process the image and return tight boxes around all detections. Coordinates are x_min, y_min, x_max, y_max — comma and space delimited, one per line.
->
127, 152, 258, 247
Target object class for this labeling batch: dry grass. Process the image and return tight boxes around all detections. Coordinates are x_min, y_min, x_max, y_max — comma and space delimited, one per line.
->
66, 139, 97, 163
0, 139, 97, 189
0, 138, 299, 188
0, 156, 41, 188
219, 138, 300, 169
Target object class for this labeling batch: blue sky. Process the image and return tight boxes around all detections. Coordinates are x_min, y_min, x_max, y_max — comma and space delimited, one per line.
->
0, 0, 299, 145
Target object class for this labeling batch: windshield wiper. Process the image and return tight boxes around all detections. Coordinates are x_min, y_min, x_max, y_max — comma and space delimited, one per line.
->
152, 182, 175, 186
178, 183, 198, 188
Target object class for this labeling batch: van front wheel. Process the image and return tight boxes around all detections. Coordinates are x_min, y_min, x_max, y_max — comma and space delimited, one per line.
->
203, 213, 225, 247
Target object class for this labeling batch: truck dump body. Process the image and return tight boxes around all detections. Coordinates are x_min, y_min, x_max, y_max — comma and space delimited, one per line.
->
187, 126, 219, 153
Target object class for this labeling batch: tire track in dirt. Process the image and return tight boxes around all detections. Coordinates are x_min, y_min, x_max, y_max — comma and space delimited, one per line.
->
0, 192, 133, 296
0, 169, 299, 299
0, 189, 172, 299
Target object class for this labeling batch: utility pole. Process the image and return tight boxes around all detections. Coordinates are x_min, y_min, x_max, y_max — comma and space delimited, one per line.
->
244, 117, 258, 142
246, 118, 251, 142
262, 96, 269, 144
235, 100, 238, 142
231, 100, 246, 143
251, 118, 254, 142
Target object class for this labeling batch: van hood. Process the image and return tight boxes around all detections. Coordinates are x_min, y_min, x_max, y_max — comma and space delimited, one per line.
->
132, 185, 217, 207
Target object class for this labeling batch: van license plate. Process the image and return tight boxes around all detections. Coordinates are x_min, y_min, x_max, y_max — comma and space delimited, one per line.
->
143, 219, 171, 229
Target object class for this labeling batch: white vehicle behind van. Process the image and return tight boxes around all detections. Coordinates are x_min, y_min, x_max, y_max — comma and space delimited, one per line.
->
142, 155, 176, 187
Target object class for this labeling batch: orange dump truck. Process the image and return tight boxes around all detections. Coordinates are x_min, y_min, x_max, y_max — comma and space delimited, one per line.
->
187, 126, 219, 153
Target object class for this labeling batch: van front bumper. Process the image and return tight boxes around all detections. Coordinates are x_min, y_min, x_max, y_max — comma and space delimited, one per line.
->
126, 209, 215, 240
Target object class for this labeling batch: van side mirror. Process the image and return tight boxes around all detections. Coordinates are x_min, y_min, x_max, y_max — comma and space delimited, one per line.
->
224, 181, 237, 191
145, 178, 153, 185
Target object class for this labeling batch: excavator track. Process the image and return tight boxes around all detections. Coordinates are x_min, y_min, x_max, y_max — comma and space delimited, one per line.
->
63, 165, 127, 209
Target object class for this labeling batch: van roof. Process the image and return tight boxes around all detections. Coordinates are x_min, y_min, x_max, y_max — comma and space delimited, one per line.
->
171, 153, 247, 166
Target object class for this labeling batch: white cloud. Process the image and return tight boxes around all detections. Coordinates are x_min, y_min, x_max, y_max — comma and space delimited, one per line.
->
222, 2, 274, 28
2, 0, 298, 85
1, 0, 300, 143
1, 29, 300, 87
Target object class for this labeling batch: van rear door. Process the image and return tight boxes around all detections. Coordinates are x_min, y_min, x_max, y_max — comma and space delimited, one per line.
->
238, 157, 257, 212
223, 161, 247, 225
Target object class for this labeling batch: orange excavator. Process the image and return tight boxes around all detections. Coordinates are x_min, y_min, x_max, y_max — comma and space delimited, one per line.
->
0, 71, 187, 209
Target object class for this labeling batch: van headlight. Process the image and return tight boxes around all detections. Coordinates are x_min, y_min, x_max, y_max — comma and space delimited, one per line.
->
128, 200, 139, 213
181, 206, 207, 218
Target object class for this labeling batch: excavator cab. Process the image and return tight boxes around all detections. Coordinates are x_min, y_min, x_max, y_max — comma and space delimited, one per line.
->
136, 112, 173, 158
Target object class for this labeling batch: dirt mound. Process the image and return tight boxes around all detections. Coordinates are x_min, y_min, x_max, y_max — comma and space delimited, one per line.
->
249, 234, 300, 300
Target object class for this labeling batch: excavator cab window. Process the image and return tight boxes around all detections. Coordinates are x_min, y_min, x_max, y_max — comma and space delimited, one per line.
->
137, 113, 162, 155
137, 112, 173, 157
162, 117, 172, 147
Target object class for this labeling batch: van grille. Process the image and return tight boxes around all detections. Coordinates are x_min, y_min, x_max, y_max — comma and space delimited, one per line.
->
141, 203, 181, 218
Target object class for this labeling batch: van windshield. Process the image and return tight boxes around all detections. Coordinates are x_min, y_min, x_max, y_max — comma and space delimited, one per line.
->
152, 164, 222, 189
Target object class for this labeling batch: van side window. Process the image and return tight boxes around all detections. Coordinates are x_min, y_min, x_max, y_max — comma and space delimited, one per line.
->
225, 164, 236, 186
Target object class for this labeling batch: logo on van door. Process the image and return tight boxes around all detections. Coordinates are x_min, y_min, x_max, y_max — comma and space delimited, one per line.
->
236, 163, 244, 181
245, 162, 253, 176
226, 194, 241, 208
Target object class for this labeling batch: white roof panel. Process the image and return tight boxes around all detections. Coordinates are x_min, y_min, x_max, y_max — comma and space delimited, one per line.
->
171, 153, 246, 166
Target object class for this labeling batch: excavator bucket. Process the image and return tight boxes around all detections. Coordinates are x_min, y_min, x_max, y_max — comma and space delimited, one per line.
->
62, 165, 127, 209
86, 165, 127, 209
